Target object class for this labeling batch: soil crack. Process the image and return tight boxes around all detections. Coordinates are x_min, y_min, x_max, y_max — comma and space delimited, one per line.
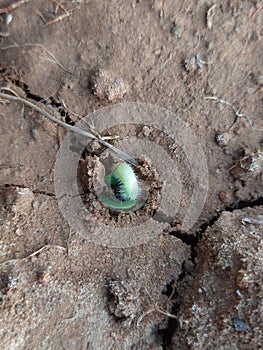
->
163, 196, 263, 348
12, 78, 76, 125
2, 183, 55, 198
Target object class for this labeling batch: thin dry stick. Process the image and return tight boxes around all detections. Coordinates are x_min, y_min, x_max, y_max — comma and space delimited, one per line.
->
166, 280, 176, 310
228, 154, 252, 171
0, 89, 138, 167
59, 97, 81, 118
1, 43, 71, 74
0, 0, 32, 14
36, 10, 47, 24
155, 307, 178, 319
250, 6, 262, 18
161, 0, 165, 18
137, 306, 177, 326
44, 11, 73, 27
204, 96, 263, 131
42, 124, 62, 177
51, 0, 68, 14
0, 32, 10, 38
0, 245, 66, 267
137, 286, 178, 326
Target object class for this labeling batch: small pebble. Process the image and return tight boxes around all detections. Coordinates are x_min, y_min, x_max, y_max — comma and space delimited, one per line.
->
215, 132, 231, 147
236, 289, 242, 298
240, 150, 263, 174
31, 129, 38, 139
170, 25, 181, 38
183, 260, 195, 273
142, 126, 151, 137
233, 317, 249, 332
6, 13, 13, 25
257, 74, 263, 85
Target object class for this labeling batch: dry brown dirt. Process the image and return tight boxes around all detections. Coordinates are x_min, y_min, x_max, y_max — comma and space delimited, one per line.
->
0, 1, 262, 349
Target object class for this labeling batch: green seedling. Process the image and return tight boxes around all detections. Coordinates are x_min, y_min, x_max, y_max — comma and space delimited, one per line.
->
101, 162, 140, 210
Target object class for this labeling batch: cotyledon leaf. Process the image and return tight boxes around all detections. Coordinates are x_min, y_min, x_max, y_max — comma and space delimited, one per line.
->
101, 163, 140, 210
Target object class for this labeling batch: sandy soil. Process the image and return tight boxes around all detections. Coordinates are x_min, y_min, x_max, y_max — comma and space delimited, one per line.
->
0, 1, 262, 349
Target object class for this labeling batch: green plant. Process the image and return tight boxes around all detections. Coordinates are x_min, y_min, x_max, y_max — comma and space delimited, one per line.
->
101, 162, 140, 210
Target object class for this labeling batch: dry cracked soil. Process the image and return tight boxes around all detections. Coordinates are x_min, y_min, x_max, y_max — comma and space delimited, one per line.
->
0, 1, 262, 349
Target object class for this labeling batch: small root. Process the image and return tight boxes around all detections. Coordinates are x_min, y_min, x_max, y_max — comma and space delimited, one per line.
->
0, 245, 66, 267
205, 96, 263, 132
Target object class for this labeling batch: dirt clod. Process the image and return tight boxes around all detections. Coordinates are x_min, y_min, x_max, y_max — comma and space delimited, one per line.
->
108, 280, 142, 321
171, 207, 263, 350
90, 68, 127, 102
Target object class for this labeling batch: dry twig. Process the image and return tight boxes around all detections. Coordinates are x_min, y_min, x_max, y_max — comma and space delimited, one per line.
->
250, 5, 262, 18
44, 11, 73, 27
1, 43, 71, 74
0, 88, 138, 167
0, 32, 10, 37
204, 96, 263, 131
36, 10, 47, 24
206, 4, 217, 29
41, 124, 63, 177
0, 0, 32, 14
137, 285, 178, 326
51, 0, 67, 15
137, 306, 177, 326
0, 245, 66, 267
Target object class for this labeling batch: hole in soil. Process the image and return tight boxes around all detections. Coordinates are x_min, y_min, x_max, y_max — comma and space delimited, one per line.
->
169, 230, 198, 246
76, 120, 196, 229
226, 197, 263, 210
0, 270, 11, 298
160, 302, 180, 348
76, 124, 168, 227
77, 154, 163, 227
